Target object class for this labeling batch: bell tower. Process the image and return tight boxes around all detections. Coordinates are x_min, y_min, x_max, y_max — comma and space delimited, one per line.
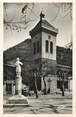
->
30, 12, 58, 91
30, 12, 58, 62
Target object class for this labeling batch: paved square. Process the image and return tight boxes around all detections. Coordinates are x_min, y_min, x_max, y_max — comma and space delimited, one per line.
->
3, 93, 72, 114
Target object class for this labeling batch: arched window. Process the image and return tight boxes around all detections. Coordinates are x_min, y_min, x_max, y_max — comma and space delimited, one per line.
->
50, 42, 53, 54
45, 40, 49, 52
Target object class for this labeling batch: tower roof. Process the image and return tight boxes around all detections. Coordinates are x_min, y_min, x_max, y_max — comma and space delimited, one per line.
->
30, 16, 58, 37
42, 20, 58, 33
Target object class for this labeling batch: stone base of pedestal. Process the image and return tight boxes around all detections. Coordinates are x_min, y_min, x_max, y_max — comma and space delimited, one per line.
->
5, 95, 29, 106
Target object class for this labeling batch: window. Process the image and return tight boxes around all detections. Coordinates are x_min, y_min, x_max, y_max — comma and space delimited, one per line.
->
45, 40, 49, 52
50, 42, 53, 54
37, 41, 39, 53
33, 42, 36, 54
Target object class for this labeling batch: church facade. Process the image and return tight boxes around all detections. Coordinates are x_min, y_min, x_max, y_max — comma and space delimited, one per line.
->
3, 13, 72, 95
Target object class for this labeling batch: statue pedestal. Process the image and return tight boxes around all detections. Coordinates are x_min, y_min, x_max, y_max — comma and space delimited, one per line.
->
6, 94, 29, 106
5, 59, 29, 106
6, 75, 29, 106
15, 75, 22, 95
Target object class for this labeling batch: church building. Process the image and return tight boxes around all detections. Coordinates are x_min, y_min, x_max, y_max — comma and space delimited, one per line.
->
3, 12, 72, 95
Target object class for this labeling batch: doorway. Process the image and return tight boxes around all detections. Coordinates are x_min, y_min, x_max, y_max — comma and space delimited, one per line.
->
6, 83, 12, 94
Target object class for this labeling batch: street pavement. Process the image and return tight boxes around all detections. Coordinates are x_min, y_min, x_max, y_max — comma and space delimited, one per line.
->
3, 93, 72, 114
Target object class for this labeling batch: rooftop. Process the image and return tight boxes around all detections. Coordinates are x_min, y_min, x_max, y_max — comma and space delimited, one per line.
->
30, 12, 58, 37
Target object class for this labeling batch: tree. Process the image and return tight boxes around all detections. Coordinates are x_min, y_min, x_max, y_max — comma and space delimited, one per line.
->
26, 60, 50, 96
56, 70, 66, 96
31, 60, 56, 95
41, 60, 56, 95
33, 69, 39, 98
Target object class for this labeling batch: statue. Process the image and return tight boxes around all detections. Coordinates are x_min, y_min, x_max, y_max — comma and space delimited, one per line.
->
15, 57, 23, 77
7, 57, 29, 106
15, 57, 23, 95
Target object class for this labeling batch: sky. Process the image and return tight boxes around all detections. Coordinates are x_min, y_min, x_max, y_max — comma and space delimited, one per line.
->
4, 3, 72, 50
